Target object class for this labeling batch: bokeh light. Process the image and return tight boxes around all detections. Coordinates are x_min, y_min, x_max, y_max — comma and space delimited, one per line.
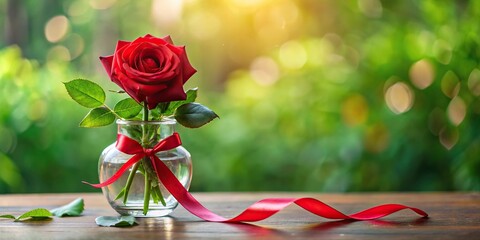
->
447, 97, 466, 126
151, 0, 184, 27
441, 71, 460, 98
64, 34, 85, 60
68, 1, 93, 24
385, 81, 414, 114
44, 15, 70, 43
279, 40, 307, 70
468, 68, 480, 96
342, 94, 368, 126
250, 57, 279, 86
409, 59, 435, 89
47, 45, 71, 61
439, 127, 459, 150
433, 39, 452, 65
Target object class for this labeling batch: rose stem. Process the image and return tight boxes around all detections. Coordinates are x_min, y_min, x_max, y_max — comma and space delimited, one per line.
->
122, 162, 139, 204
143, 172, 151, 215
142, 102, 152, 215
120, 104, 151, 204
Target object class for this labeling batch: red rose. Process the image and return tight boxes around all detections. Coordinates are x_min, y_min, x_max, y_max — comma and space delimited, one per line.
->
99, 34, 196, 109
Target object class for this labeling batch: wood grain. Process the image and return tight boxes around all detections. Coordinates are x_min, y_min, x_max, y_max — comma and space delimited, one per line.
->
0, 192, 478, 239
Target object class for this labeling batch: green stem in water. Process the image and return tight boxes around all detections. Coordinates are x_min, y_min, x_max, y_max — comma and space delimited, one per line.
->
142, 102, 150, 215
141, 102, 167, 213
116, 104, 149, 204
143, 165, 151, 215
122, 162, 140, 204
155, 185, 167, 206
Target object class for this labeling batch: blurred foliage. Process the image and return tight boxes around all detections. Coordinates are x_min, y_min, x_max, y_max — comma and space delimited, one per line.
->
0, 0, 479, 193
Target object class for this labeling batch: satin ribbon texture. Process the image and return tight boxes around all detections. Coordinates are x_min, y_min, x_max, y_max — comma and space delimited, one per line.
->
84, 133, 429, 222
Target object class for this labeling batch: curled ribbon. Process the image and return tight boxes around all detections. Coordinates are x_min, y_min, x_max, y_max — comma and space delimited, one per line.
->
84, 133, 428, 222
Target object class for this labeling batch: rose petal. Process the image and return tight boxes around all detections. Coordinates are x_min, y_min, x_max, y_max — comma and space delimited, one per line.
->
99, 55, 114, 78
122, 46, 180, 84
115, 40, 131, 53
123, 63, 177, 84
114, 72, 146, 103
178, 46, 197, 82
162, 35, 174, 44
146, 74, 186, 109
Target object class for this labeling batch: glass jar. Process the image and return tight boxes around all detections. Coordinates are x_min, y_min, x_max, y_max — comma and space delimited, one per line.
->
98, 119, 192, 217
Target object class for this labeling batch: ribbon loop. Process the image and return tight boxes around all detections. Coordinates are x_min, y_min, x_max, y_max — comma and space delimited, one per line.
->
84, 132, 428, 223
115, 134, 143, 155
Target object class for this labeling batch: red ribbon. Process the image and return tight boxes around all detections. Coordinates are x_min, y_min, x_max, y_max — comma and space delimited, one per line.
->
85, 133, 428, 222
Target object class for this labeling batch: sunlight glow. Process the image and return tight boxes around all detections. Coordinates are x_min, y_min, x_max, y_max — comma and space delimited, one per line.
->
253, 1, 299, 43
232, 0, 267, 7
152, 0, 184, 27
186, 11, 220, 40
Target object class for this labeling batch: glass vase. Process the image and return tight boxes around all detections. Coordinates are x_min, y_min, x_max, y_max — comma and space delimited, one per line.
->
98, 119, 192, 217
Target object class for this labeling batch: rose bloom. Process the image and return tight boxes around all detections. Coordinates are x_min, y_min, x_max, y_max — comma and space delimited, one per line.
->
100, 34, 196, 109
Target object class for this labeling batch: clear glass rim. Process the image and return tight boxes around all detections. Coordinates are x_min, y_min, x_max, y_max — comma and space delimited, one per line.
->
116, 118, 176, 125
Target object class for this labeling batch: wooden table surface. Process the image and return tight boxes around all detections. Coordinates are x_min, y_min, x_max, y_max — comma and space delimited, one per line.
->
0, 192, 478, 239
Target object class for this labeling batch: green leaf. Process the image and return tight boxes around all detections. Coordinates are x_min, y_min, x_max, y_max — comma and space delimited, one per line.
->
153, 185, 166, 206
174, 102, 219, 128
50, 198, 84, 217
79, 107, 115, 127
64, 79, 106, 108
0, 214, 15, 219
114, 98, 142, 119
114, 188, 126, 201
164, 88, 198, 115
95, 216, 137, 227
15, 208, 52, 222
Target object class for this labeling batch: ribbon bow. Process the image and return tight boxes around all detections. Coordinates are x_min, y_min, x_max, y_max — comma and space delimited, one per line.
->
85, 133, 428, 222
83, 133, 182, 188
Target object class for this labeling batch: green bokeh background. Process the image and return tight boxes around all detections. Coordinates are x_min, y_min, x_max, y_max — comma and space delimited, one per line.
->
1, 0, 479, 193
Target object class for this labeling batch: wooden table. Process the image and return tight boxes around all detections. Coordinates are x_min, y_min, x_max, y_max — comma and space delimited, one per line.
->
0, 192, 478, 239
